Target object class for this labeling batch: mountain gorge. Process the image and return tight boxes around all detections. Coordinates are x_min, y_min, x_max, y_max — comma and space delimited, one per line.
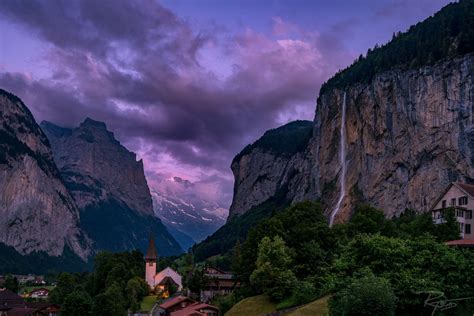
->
194, 0, 474, 260
152, 189, 226, 246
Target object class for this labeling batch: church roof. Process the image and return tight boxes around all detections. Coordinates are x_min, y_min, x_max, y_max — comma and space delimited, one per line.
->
145, 235, 157, 261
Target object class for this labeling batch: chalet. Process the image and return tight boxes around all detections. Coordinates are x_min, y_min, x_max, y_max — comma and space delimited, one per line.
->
169, 302, 218, 316
200, 267, 239, 302
28, 288, 49, 300
431, 182, 474, 239
145, 237, 182, 296
157, 296, 196, 316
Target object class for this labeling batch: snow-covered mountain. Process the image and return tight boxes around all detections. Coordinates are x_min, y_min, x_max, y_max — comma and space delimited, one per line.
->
152, 189, 227, 245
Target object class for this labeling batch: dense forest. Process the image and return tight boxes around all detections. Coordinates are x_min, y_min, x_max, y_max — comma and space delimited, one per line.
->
222, 202, 473, 315
320, 0, 474, 94
232, 120, 313, 164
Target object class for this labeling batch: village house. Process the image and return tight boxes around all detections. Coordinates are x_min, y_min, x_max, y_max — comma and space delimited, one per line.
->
0, 288, 60, 316
431, 182, 474, 240
169, 302, 218, 316
145, 237, 182, 297
24, 288, 50, 300
156, 296, 196, 315
200, 267, 239, 303
156, 295, 218, 316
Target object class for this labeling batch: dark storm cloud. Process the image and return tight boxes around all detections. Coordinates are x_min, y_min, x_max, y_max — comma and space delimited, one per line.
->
0, 0, 356, 206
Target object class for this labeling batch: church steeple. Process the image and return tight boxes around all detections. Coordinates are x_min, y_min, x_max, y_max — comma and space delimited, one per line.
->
145, 235, 158, 290
145, 235, 157, 262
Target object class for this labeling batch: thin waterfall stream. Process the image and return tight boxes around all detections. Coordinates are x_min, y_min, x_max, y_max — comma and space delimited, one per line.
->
329, 91, 347, 227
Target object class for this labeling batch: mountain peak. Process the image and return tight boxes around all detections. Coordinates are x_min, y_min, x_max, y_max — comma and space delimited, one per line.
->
40, 121, 72, 138
80, 117, 107, 130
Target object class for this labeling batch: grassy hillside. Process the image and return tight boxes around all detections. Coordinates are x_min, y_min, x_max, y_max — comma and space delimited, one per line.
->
285, 296, 330, 316
225, 295, 276, 316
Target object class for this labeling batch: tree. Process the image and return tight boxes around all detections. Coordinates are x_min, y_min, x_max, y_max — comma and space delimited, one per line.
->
4, 275, 18, 293
185, 266, 209, 295
348, 204, 388, 237
92, 282, 126, 316
62, 290, 93, 316
250, 236, 297, 301
435, 208, 460, 241
292, 280, 316, 305
333, 234, 474, 314
329, 274, 396, 316
49, 272, 77, 305
126, 277, 150, 312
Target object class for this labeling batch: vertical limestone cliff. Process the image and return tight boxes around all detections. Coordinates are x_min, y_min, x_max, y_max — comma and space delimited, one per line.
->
228, 121, 319, 218
0, 89, 90, 259
41, 118, 153, 215
41, 119, 183, 256
228, 55, 474, 222
317, 55, 474, 222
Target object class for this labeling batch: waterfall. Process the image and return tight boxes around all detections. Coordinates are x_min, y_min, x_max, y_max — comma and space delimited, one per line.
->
329, 92, 347, 227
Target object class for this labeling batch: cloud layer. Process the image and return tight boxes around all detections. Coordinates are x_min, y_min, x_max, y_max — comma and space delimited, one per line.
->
0, 0, 450, 210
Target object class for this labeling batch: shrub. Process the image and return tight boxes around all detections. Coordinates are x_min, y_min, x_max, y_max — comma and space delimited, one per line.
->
329, 274, 396, 316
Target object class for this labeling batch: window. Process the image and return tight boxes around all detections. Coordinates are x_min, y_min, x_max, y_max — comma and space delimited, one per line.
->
451, 198, 456, 206
442, 200, 447, 208
459, 196, 468, 205
456, 209, 464, 218
466, 224, 471, 235
465, 210, 472, 220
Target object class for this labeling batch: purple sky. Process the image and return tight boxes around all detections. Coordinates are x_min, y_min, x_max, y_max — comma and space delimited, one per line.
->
0, 0, 452, 210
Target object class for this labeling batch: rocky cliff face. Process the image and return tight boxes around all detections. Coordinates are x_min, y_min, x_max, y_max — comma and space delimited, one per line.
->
41, 119, 183, 256
0, 89, 89, 259
317, 54, 474, 222
229, 55, 474, 222
41, 119, 153, 215
229, 121, 318, 218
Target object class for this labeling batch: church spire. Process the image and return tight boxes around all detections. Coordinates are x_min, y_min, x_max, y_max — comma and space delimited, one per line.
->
145, 234, 157, 261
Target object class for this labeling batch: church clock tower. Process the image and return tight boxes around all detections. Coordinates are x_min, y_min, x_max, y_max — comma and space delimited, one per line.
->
145, 235, 158, 289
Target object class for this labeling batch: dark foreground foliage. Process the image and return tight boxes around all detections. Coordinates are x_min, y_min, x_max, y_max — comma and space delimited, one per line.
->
226, 201, 473, 315
49, 251, 149, 316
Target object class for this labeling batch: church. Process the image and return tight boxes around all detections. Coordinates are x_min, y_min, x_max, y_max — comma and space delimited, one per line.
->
145, 236, 183, 294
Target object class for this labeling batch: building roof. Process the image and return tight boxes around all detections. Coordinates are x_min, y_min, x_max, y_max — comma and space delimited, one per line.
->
0, 288, 25, 308
430, 182, 474, 211
445, 239, 474, 247
170, 302, 219, 316
457, 183, 474, 198
205, 279, 239, 288
205, 267, 228, 274
157, 276, 178, 287
29, 288, 49, 293
145, 235, 158, 261
25, 302, 60, 310
5, 307, 40, 316
159, 295, 195, 310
